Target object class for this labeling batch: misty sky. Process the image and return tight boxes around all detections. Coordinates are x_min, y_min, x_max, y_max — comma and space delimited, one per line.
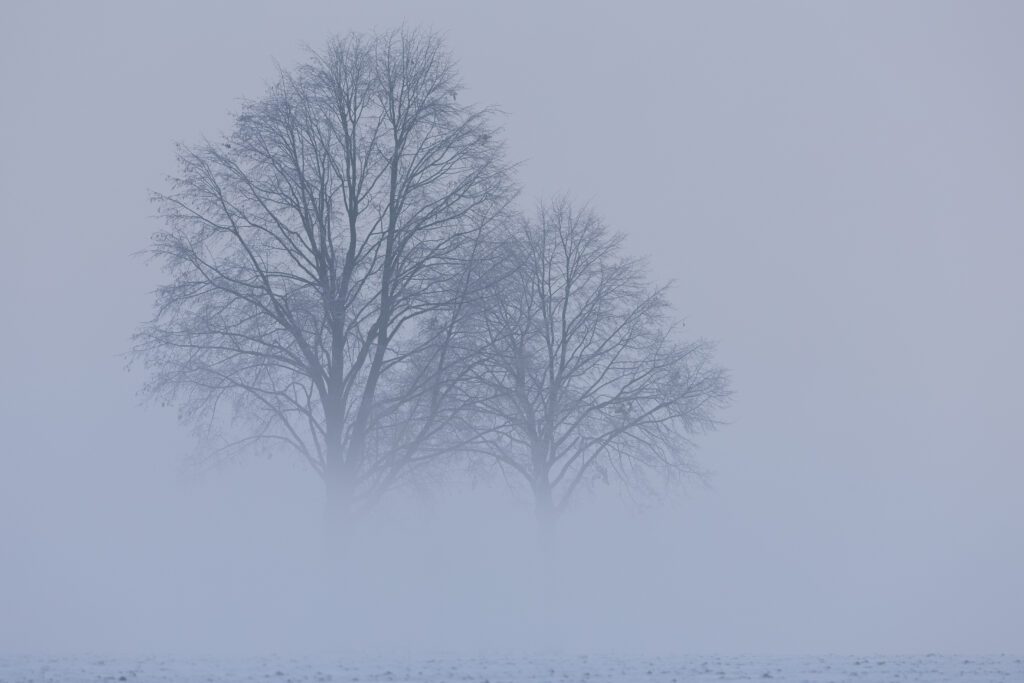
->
1, 1, 1022, 656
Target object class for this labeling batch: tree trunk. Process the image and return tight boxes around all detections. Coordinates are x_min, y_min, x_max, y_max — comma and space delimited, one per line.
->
533, 479, 557, 558
324, 453, 355, 547
324, 386, 355, 550
531, 476, 563, 650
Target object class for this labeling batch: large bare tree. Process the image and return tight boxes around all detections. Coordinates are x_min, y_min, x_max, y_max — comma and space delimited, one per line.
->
134, 29, 514, 532
456, 199, 730, 544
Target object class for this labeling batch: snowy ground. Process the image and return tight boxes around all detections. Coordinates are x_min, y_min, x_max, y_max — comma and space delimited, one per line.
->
1, 654, 1022, 683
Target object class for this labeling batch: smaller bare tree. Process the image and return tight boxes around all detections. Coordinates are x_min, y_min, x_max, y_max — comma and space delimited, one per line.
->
456, 198, 730, 545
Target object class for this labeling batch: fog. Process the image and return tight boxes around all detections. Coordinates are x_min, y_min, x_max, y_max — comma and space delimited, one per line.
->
2, 1, 1022, 659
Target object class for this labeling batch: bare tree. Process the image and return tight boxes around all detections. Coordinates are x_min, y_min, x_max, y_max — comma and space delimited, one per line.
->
133, 28, 515, 535
455, 199, 730, 545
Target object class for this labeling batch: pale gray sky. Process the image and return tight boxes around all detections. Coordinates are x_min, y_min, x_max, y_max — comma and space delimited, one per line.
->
1, 1, 1022, 656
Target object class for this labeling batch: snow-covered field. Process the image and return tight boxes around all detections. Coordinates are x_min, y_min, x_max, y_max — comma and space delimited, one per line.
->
1, 654, 1021, 683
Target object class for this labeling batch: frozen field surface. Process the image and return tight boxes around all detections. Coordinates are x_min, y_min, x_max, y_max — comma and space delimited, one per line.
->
2, 654, 1022, 683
